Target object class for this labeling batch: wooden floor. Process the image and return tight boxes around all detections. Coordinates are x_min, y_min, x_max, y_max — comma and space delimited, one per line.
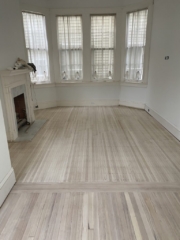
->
9, 107, 180, 183
1, 106, 180, 239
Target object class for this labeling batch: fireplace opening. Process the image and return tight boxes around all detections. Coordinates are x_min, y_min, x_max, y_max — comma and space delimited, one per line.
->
14, 94, 27, 130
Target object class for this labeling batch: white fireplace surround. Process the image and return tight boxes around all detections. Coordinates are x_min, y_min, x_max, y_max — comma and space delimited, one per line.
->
0, 69, 35, 141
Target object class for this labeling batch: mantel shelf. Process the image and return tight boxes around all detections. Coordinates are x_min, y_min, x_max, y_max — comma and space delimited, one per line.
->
0, 69, 32, 77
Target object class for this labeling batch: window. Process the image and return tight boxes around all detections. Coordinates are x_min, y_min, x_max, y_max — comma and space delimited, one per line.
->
22, 12, 50, 83
57, 16, 83, 81
91, 15, 115, 81
125, 9, 148, 82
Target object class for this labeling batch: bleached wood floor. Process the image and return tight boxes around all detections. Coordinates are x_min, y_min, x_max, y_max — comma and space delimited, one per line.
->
1, 106, 180, 239
9, 107, 180, 183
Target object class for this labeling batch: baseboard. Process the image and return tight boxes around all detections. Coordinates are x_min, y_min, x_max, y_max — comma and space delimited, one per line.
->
34, 99, 119, 109
145, 105, 180, 141
57, 99, 119, 107
0, 168, 16, 207
119, 101, 145, 109
34, 99, 145, 109
34, 101, 58, 110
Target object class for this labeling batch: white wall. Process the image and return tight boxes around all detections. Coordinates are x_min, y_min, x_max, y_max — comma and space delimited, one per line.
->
146, 0, 180, 139
21, 2, 151, 108
0, 0, 27, 131
0, 99, 16, 207
57, 83, 120, 106
0, 0, 26, 206
0, 100, 12, 186
119, 85, 147, 109
32, 83, 120, 108
32, 84, 57, 109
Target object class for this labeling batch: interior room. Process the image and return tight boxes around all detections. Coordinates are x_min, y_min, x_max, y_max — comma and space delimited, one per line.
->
0, 0, 180, 238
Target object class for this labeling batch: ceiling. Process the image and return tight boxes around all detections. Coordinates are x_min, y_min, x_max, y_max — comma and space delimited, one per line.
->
20, 0, 151, 9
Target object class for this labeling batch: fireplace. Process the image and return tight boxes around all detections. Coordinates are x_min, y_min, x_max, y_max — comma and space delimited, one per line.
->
0, 69, 35, 141
14, 93, 27, 129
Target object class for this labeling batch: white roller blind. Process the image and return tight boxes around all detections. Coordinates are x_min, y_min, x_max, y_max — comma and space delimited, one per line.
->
57, 16, 83, 81
22, 12, 50, 83
125, 9, 148, 82
91, 15, 115, 81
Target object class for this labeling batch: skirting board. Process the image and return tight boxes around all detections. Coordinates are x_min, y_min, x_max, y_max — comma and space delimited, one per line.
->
57, 99, 119, 107
35, 100, 143, 109
0, 168, 16, 207
35, 100, 119, 109
119, 101, 145, 109
145, 105, 180, 141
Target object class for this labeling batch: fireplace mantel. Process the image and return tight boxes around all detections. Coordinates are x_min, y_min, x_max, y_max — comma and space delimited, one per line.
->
0, 69, 31, 76
0, 69, 35, 141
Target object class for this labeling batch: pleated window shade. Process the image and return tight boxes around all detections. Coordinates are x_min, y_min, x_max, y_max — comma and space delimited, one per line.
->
125, 9, 148, 82
91, 15, 115, 81
57, 16, 83, 81
22, 12, 50, 83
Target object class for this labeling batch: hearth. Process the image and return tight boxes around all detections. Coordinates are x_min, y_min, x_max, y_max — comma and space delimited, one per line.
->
14, 93, 28, 129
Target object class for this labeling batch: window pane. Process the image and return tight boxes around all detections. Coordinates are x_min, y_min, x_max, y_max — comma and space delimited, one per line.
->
28, 49, 49, 80
125, 9, 148, 82
92, 50, 114, 80
91, 15, 115, 81
22, 12, 50, 83
57, 16, 83, 81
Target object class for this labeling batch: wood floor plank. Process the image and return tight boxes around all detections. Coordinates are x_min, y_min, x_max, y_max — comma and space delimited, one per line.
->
21, 193, 48, 240
8, 107, 180, 183
12, 182, 180, 193
2, 106, 180, 239
1, 191, 180, 239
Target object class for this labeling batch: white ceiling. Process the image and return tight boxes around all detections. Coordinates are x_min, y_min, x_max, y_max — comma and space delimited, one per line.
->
20, 0, 151, 9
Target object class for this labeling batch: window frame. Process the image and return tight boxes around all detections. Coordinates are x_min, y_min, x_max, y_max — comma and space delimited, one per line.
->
51, 8, 121, 84
121, 3, 153, 86
57, 15, 83, 82
90, 14, 116, 82
22, 11, 51, 84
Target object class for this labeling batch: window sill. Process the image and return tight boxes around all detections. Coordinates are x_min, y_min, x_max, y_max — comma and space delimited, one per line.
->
32, 81, 52, 85
60, 80, 83, 84
32, 81, 121, 88
57, 81, 120, 87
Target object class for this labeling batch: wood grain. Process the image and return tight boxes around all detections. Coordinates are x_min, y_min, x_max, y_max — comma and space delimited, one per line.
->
12, 182, 180, 193
0, 192, 180, 239
8, 107, 180, 183
0, 106, 180, 239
